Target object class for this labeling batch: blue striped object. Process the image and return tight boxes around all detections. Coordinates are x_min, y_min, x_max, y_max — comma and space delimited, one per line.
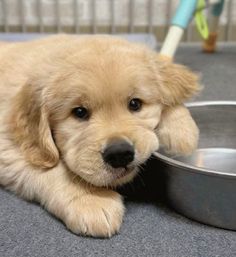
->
172, 0, 198, 29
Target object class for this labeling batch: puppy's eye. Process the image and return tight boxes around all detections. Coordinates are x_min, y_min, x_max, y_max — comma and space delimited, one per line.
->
72, 107, 89, 120
128, 98, 142, 112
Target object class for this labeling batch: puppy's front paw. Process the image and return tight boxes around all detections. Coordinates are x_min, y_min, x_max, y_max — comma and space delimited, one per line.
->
158, 105, 199, 155
65, 190, 124, 238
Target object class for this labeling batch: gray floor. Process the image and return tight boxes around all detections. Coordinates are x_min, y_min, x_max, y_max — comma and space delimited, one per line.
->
0, 38, 236, 257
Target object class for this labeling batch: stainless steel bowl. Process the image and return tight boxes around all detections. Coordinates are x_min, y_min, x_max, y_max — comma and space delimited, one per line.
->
154, 101, 236, 230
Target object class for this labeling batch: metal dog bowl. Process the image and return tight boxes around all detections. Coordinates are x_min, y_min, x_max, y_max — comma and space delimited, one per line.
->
154, 101, 236, 230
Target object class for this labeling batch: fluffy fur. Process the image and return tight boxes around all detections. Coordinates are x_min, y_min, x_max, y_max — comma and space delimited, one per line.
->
0, 35, 199, 237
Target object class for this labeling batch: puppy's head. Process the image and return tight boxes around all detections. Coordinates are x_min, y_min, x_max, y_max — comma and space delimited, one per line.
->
10, 36, 199, 187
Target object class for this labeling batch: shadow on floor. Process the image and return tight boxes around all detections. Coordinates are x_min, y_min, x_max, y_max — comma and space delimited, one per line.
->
118, 156, 169, 205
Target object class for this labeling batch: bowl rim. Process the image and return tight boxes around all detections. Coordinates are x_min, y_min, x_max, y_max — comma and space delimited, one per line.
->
154, 101, 236, 179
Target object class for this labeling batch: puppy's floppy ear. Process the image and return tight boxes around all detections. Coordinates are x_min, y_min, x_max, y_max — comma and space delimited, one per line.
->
9, 83, 59, 168
153, 56, 200, 154
156, 56, 200, 105
157, 105, 199, 155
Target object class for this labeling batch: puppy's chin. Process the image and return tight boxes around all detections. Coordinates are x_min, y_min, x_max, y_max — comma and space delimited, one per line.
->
77, 166, 138, 188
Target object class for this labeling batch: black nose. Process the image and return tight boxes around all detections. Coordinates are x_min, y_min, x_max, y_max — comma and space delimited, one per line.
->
102, 140, 134, 168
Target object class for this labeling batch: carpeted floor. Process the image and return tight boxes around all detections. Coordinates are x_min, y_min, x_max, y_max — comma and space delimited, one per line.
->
0, 37, 236, 257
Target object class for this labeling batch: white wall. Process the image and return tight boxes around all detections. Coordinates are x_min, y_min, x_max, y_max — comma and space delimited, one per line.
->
0, 0, 235, 27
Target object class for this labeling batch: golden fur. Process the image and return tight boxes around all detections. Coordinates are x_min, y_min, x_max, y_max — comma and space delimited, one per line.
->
0, 35, 199, 237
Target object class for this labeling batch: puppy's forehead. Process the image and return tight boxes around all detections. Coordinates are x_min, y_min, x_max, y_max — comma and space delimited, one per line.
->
74, 44, 150, 79
65, 47, 153, 96
47, 41, 158, 111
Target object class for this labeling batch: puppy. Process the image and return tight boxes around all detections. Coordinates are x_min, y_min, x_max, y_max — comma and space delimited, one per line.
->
0, 35, 199, 237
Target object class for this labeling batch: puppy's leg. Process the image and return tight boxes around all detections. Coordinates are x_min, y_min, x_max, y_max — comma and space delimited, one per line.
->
3, 164, 124, 238
157, 105, 199, 155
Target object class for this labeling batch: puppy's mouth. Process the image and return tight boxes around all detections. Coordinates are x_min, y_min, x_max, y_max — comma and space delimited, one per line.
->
111, 166, 134, 179
106, 164, 140, 187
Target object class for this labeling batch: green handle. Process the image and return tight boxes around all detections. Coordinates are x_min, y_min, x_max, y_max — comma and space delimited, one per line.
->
194, 0, 209, 39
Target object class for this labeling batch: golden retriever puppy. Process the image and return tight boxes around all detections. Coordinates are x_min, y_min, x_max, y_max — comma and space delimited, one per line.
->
0, 35, 199, 237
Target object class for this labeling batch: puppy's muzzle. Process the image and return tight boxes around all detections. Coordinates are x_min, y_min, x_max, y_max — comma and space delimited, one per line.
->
102, 140, 134, 169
